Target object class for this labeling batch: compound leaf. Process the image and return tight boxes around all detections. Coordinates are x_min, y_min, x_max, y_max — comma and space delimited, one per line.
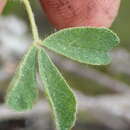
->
42, 27, 119, 65
38, 48, 76, 130
6, 45, 38, 111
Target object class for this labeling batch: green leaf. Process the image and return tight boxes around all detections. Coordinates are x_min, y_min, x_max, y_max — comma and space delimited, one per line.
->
42, 27, 120, 65
38, 48, 76, 130
6, 45, 38, 111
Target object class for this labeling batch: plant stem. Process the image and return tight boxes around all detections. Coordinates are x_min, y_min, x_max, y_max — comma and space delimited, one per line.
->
22, 0, 40, 42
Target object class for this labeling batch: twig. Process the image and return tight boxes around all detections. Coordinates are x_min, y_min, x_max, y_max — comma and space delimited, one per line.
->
0, 101, 49, 120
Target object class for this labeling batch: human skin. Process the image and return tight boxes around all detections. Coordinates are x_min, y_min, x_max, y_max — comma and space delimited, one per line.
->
0, 0, 6, 14
40, 0, 121, 29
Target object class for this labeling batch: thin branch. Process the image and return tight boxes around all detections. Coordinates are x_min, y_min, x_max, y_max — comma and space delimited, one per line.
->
0, 101, 49, 120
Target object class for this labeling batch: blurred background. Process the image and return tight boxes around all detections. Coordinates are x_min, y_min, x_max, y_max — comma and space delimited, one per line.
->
0, 0, 130, 130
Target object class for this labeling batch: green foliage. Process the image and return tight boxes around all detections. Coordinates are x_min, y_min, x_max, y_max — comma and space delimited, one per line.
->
42, 27, 119, 65
38, 48, 76, 130
6, 27, 120, 130
6, 46, 38, 111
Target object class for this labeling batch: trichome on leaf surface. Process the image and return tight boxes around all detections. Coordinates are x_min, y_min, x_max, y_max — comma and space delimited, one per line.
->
2, 0, 120, 130
6, 28, 120, 130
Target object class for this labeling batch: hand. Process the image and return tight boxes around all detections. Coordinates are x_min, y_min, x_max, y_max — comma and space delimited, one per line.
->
39, 0, 121, 29
0, 0, 6, 14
